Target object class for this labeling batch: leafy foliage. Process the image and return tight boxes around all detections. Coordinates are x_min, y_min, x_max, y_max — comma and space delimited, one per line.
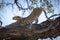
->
0, 0, 59, 15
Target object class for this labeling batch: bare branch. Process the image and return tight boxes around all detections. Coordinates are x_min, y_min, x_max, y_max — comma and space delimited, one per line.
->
22, 10, 26, 16
14, 0, 21, 10
26, 0, 30, 9
14, 0, 30, 10
0, 18, 2, 27
49, 14, 60, 19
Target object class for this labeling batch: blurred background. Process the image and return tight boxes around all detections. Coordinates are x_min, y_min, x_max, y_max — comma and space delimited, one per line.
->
0, 0, 60, 40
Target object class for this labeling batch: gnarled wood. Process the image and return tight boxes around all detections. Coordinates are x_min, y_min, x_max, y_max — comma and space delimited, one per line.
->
0, 17, 60, 40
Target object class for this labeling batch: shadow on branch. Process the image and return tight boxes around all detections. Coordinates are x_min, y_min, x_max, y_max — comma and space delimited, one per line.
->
0, 17, 60, 40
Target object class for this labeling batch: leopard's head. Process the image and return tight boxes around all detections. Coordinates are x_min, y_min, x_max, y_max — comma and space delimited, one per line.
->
13, 16, 22, 20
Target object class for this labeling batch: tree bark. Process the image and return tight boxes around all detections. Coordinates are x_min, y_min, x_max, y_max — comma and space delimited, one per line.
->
0, 17, 60, 40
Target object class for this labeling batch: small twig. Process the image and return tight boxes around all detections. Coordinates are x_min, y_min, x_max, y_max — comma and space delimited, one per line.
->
26, 0, 30, 9
0, 17, 2, 26
49, 14, 60, 19
14, 0, 21, 10
22, 10, 26, 16
14, 0, 29, 10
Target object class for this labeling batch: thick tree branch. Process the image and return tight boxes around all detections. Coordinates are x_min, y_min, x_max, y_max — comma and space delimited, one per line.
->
0, 17, 60, 40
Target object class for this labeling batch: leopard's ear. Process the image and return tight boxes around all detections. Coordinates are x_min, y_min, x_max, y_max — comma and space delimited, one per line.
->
13, 16, 19, 20
13, 16, 15, 20
14, 16, 20, 18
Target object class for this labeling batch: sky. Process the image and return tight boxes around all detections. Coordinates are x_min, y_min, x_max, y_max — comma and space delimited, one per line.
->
0, 0, 48, 26
0, 0, 60, 40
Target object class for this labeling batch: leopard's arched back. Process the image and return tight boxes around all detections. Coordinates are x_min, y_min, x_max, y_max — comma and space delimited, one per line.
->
13, 8, 48, 24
